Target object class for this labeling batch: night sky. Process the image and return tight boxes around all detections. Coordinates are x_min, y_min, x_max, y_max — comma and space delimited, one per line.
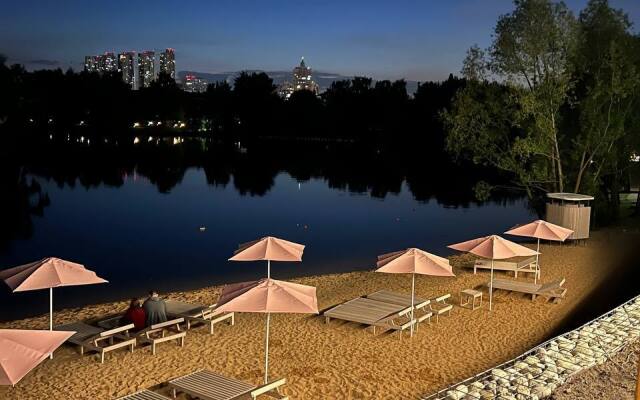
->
1, 0, 638, 81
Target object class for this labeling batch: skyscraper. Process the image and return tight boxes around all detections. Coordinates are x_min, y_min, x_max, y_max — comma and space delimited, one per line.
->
278, 57, 319, 99
159, 48, 176, 80
118, 52, 136, 89
292, 57, 318, 94
84, 55, 100, 73
138, 51, 155, 88
100, 52, 118, 73
183, 74, 208, 93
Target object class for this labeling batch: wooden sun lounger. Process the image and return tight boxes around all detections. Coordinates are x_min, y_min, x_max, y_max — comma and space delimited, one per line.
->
168, 370, 288, 400
366, 290, 433, 326
323, 297, 415, 337
490, 278, 567, 303
166, 300, 235, 334
117, 390, 169, 400
137, 318, 186, 355
471, 256, 538, 278
56, 321, 137, 363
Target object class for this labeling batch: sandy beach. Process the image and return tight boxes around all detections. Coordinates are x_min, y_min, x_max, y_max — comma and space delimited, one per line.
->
0, 234, 625, 399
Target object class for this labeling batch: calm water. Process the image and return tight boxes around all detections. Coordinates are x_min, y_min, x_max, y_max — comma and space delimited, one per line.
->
0, 138, 537, 321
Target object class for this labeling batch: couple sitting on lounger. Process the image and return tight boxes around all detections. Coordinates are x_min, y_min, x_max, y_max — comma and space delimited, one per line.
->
124, 290, 167, 330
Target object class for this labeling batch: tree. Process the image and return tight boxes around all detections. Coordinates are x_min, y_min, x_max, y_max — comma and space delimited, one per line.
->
569, 0, 640, 193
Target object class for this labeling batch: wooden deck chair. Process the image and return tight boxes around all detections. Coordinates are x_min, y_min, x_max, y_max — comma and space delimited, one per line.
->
57, 321, 136, 363
537, 278, 567, 303
137, 318, 186, 355
168, 370, 288, 400
165, 300, 235, 335
117, 390, 169, 399
429, 294, 453, 322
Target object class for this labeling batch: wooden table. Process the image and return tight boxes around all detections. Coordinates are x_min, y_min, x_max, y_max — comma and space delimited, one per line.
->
460, 289, 482, 310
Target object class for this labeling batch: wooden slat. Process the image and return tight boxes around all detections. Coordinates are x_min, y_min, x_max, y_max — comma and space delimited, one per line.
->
117, 390, 168, 400
169, 370, 255, 400
367, 290, 429, 309
324, 297, 407, 325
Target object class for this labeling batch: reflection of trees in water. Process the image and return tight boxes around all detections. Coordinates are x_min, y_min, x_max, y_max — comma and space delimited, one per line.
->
0, 163, 50, 248
2, 137, 527, 247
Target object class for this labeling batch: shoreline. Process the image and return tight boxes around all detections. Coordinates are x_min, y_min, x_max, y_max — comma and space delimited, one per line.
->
0, 232, 630, 399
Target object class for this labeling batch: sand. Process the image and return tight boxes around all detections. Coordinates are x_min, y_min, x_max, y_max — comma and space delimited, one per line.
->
549, 340, 640, 400
0, 235, 623, 399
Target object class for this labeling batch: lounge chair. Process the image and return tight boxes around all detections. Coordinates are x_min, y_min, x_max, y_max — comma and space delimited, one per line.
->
117, 390, 169, 399
56, 321, 136, 363
165, 300, 235, 334
168, 370, 288, 400
471, 256, 538, 278
137, 318, 186, 355
366, 290, 433, 327
429, 294, 453, 322
323, 297, 415, 338
490, 278, 567, 303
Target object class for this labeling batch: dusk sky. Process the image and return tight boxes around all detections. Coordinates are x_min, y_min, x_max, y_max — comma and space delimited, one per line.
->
1, 0, 638, 81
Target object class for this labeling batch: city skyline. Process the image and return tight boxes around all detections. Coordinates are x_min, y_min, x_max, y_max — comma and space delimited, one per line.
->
1, 0, 639, 81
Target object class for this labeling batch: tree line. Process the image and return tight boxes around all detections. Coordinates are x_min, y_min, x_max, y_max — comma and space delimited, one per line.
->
1, 0, 638, 215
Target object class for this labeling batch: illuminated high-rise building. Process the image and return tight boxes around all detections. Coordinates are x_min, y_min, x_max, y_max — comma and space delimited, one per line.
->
183, 74, 208, 93
100, 52, 118, 73
278, 57, 319, 99
84, 55, 100, 73
118, 52, 136, 89
138, 51, 155, 88
159, 48, 176, 80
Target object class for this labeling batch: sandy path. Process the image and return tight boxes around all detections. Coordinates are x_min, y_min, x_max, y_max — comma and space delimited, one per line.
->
0, 237, 617, 399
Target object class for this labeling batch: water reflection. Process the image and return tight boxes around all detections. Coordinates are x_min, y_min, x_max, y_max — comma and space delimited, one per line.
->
0, 136, 535, 320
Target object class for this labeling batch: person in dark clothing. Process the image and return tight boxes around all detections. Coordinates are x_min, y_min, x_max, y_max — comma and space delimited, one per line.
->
124, 298, 146, 330
143, 290, 167, 326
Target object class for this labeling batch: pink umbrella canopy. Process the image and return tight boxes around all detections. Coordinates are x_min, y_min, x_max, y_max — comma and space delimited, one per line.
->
448, 235, 538, 311
0, 258, 108, 331
229, 237, 305, 262
505, 220, 573, 284
376, 248, 455, 337
215, 278, 318, 384
376, 248, 455, 276
504, 220, 573, 242
216, 278, 318, 315
447, 235, 538, 260
0, 329, 74, 386
0, 257, 108, 292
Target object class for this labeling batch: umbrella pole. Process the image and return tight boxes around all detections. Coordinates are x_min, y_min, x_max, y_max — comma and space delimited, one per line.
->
267, 260, 271, 279
49, 287, 54, 359
410, 273, 415, 338
49, 287, 53, 331
489, 259, 494, 311
264, 312, 270, 384
535, 238, 540, 284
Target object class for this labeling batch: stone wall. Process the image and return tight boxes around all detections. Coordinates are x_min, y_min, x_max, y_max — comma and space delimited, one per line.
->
424, 295, 640, 400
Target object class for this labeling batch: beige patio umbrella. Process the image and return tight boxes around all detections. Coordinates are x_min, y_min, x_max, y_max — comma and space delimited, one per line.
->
0, 329, 74, 386
215, 278, 318, 384
376, 248, 455, 337
448, 235, 538, 311
0, 257, 108, 331
229, 236, 305, 278
505, 220, 573, 284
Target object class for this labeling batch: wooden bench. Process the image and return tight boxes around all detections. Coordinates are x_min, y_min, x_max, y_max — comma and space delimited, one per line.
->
366, 290, 433, 329
137, 318, 186, 355
57, 321, 136, 363
166, 300, 235, 335
472, 256, 538, 278
429, 294, 453, 321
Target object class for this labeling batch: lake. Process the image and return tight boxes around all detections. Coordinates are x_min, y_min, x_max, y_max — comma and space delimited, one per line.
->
0, 136, 537, 320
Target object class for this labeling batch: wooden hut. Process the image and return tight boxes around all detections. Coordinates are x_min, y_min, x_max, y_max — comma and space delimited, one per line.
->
545, 193, 593, 240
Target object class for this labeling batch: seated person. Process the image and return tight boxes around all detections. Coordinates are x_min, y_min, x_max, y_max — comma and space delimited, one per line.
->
143, 290, 168, 326
124, 298, 146, 330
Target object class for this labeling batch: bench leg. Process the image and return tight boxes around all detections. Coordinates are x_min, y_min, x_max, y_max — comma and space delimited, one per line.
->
230, 313, 235, 326
152, 343, 156, 355
100, 352, 105, 364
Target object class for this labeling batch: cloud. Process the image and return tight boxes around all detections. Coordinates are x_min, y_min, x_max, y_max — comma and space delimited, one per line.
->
27, 59, 60, 66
